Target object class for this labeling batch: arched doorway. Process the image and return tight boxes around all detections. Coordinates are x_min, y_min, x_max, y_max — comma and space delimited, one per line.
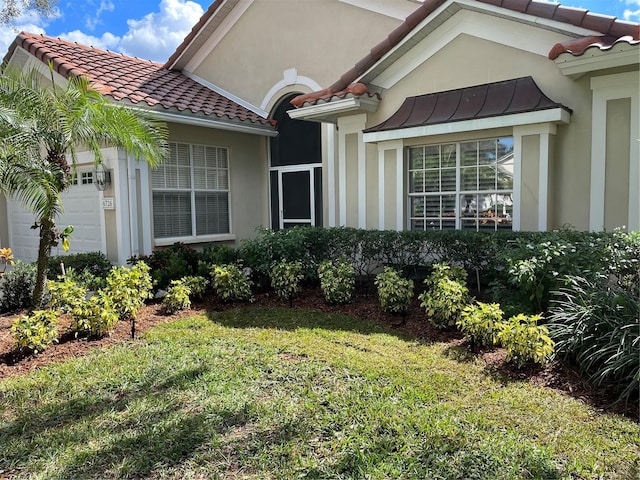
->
269, 93, 322, 230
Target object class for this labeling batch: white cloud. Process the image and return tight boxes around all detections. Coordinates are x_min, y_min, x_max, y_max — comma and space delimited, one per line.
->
57, 30, 120, 51
118, 0, 204, 62
85, 0, 115, 31
0, 0, 59, 59
622, 0, 640, 21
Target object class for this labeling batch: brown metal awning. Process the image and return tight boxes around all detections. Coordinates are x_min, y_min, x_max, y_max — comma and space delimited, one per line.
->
364, 77, 571, 133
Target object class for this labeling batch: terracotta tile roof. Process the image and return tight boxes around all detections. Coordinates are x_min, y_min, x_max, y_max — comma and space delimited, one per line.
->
549, 34, 640, 59
290, 82, 380, 108
363, 76, 571, 133
6, 32, 274, 128
293, 0, 640, 108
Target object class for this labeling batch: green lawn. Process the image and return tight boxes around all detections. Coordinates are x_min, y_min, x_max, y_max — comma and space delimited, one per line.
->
1, 307, 638, 479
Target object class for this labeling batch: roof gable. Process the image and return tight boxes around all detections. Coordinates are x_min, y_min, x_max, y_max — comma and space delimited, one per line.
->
4, 32, 275, 132
292, 0, 640, 108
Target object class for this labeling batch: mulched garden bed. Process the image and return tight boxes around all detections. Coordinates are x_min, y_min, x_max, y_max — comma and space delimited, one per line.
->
1, 287, 637, 421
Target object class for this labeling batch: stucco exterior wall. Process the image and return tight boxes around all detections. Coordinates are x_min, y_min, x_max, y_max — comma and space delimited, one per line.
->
0, 195, 8, 247
192, 0, 402, 110
357, 22, 598, 231
604, 98, 631, 231
163, 123, 269, 246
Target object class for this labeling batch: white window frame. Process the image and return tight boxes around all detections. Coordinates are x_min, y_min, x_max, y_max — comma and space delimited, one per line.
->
152, 142, 235, 245
408, 137, 514, 231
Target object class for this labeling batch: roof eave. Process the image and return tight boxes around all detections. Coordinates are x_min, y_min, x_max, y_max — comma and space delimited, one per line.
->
288, 96, 380, 124
363, 107, 571, 143
554, 43, 640, 78
125, 104, 277, 137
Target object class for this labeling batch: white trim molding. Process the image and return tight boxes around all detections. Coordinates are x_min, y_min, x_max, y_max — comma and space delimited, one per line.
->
589, 71, 640, 231
182, 0, 253, 72
361, 1, 593, 89
260, 68, 323, 112
554, 43, 639, 78
183, 70, 268, 118
141, 108, 277, 137
363, 108, 570, 143
289, 96, 380, 124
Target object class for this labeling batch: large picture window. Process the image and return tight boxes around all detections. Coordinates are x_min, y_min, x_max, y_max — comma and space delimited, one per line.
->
152, 142, 230, 239
409, 137, 513, 231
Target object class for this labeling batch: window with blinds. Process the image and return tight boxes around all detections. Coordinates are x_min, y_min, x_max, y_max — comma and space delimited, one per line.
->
152, 142, 230, 239
409, 137, 514, 231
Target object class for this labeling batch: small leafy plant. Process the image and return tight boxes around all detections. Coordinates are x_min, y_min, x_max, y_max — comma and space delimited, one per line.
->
181, 275, 208, 299
103, 262, 153, 338
374, 267, 414, 320
48, 277, 86, 313
497, 314, 554, 368
70, 292, 119, 337
419, 263, 470, 329
270, 260, 303, 306
11, 309, 60, 353
162, 275, 209, 314
211, 264, 253, 303
318, 259, 355, 305
457, 302, 504, 350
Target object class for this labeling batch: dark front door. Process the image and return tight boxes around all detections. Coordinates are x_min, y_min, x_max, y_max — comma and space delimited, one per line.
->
270, 93, 322, 230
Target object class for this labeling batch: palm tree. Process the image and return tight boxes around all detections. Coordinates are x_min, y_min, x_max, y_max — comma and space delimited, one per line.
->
0, 67, 168, 308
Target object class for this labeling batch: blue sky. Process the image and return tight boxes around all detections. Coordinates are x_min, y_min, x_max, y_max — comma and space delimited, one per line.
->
0, 0, 637, 63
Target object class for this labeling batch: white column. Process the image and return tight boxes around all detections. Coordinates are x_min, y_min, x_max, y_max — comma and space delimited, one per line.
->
514, 124, 557, 232
589, 94, 607, 232
512, 133, 523, 231
357, 129, 366, 228
538, 132, 550, 231
377, 147, 385, 230
590, 71, 640, 231
628, 93, 640, 231
395, 145, 404, 231
114, 149, 131, 265
337, 114, 367, 227
326, 124, 336, 227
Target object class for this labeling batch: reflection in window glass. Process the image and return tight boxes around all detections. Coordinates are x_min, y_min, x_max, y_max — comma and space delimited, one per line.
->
408, 137, 513, 231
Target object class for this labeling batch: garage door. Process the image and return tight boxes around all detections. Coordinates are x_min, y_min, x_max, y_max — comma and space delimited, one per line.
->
8, 169, 103, 262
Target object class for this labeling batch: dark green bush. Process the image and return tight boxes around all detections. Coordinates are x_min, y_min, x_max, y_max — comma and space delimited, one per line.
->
547, 276, 639, 406
0, 262, 39, 312
48, 251, 112, 280
489, 230, 612, 314
129, 243, 200, 290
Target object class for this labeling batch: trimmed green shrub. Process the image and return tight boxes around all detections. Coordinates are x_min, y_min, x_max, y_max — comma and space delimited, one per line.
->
375, 267, 414, 316
489, 230, 612, 314
270, 260, 303, 305
70, 292, 119, 337
11, 309, 60, 353
457, 302, 504, 349
47, 251, 112, 280
419, 263, 470, 329
497, 314, 554, 368
129, 243, 200, 290
547, 276, 639, 406
318, 259, 355, 305
0, 261, 38, 312
211, 264, 253, 303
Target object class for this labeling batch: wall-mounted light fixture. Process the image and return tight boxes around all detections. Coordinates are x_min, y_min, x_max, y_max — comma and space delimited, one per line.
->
94, 163, 111, 191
